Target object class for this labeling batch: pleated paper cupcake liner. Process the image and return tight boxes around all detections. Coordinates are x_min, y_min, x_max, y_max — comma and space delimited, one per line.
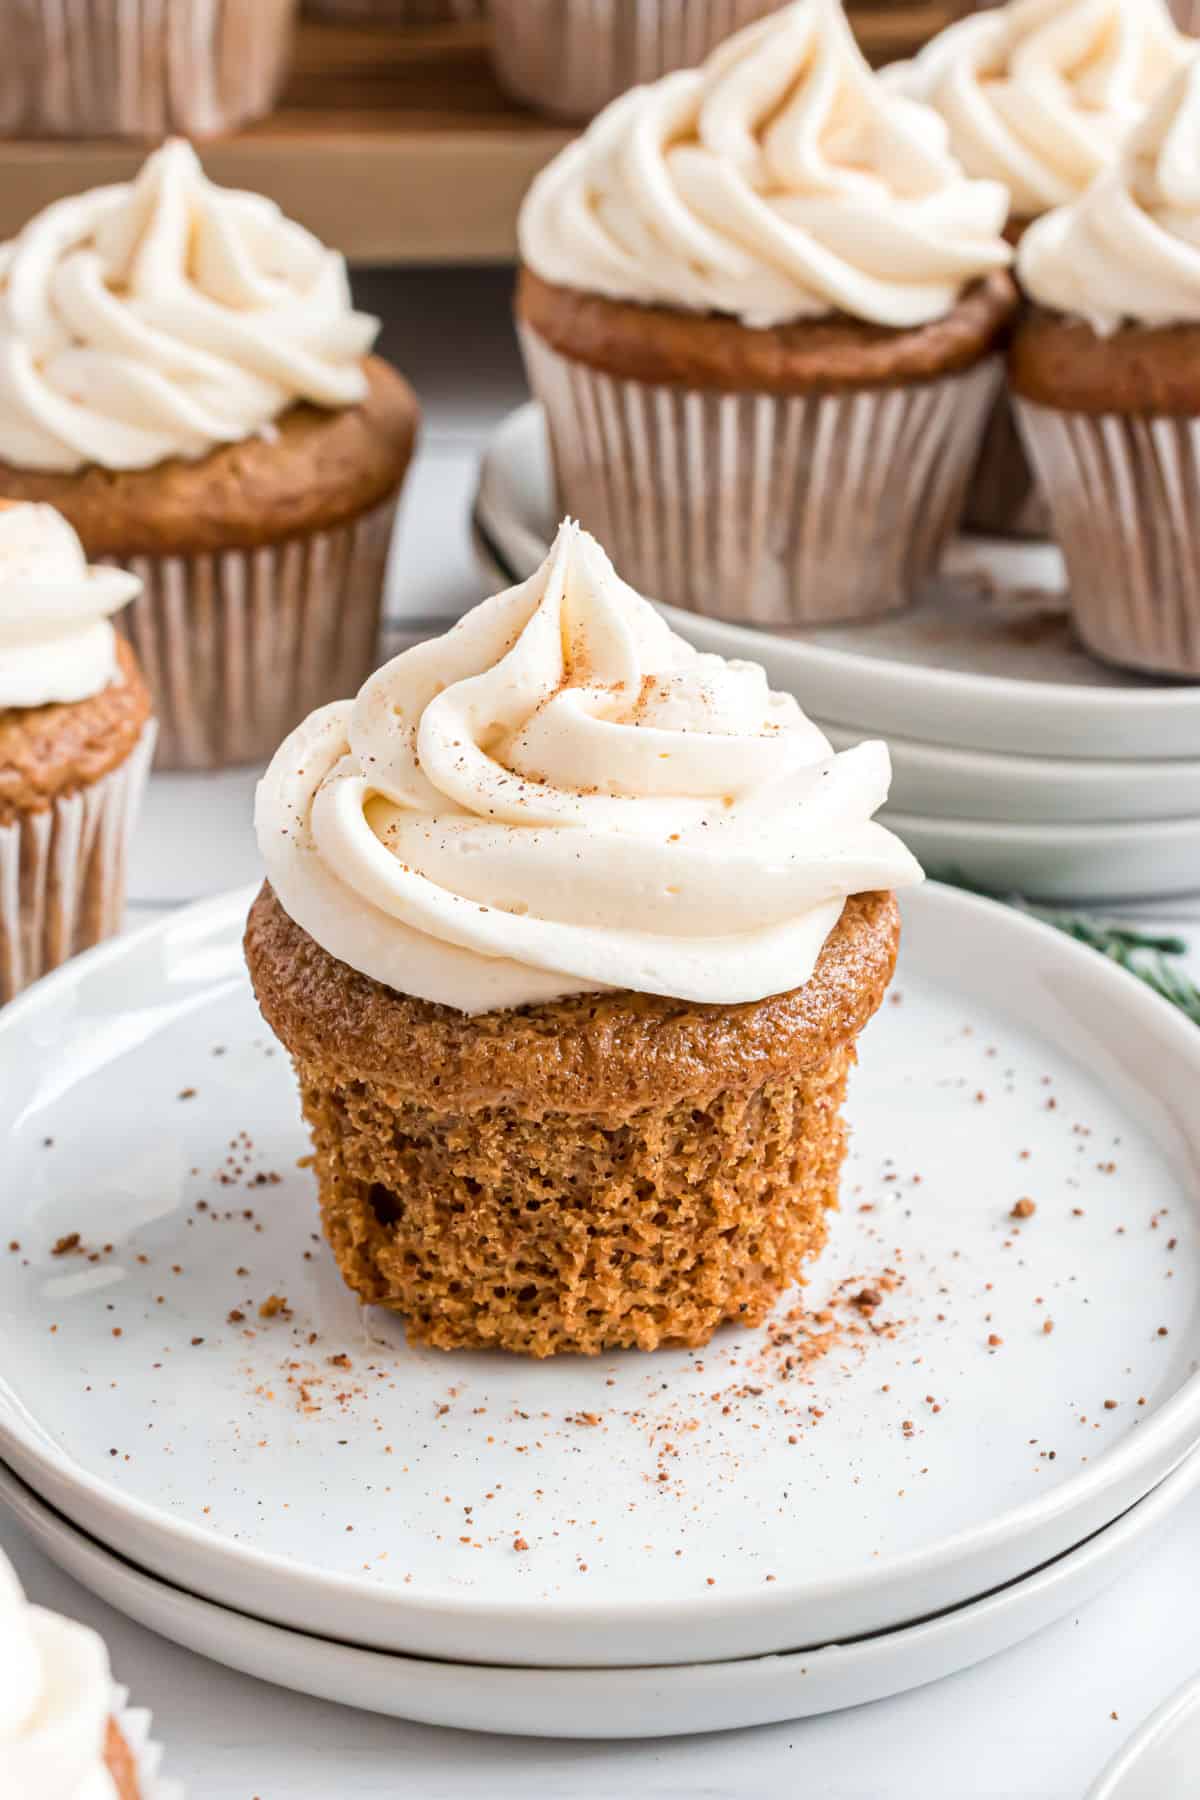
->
962, 390, 1052, 539
1016, 399, 1200, 677
8, 0, 298, 139
305, 0, 482, 21
521, 326, 1001, 627
0, 721, 155, 1007
491, 0, 781, 122
115, 496, 399, 772
113, 1689, 184, 1800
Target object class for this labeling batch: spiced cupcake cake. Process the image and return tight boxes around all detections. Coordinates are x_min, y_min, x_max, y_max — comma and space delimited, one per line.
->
246, 521, 922, 1356
0, 140, 418, 771
516, 0, 1016, 629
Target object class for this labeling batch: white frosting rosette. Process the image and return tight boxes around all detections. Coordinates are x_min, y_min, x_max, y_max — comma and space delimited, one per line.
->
0, 502, 139, 710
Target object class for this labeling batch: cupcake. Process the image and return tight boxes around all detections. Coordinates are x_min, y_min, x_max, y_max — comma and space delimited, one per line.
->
2, 0, 297, 139
1012, 62, 1200, 678
515, 2, 1016, 630
246, 520, 922, 1356
0, 140, 419, 772
1, 1547, 177, 1797
491, 1, 783, 124
892, 0, 1192, 535
305, 1, 483, 20
0, 503, 154, 1006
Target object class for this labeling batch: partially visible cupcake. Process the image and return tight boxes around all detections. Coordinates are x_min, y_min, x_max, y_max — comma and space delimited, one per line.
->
0, 141, 419, 772
305, 1, 483, 20
0, 503, 154, 1006
2, 0, 297, 139
1, 1547, 177, 1797
491, 0, 782, 123
516, 0, 1016, 629
892, 0, 1192, 535
1013, 61, 1200, 678
247, 519, 922, 1356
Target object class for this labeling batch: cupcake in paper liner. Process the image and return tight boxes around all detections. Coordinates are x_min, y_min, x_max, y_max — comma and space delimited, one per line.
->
306, 0, 483, 21
0, 503, 155, 1006
0, 140, 419, 772
491, 0, 783, 124
1012, 61, 1200, 678
2, 0, 298, 140
888, 0, 1192, 536
1, 1547, 182, 1797
515, 0, 1017, 629
246, 520, 923, 1356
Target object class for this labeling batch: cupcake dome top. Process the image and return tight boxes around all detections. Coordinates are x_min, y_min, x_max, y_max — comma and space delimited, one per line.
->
0, 500, 140, 709
255, 519, 921, 1015
518, 0, 1012, 330
1018, 57, 1200, 331
890, 0, 1192, 220
0, 139, 379, 475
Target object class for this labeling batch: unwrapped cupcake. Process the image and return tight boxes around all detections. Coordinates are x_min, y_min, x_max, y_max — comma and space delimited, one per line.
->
1013, 60, 1200, 678
892, 0, 1192, 534
516, 0, 1016, 629
1, 0, 297, 139
0, 503, 154, 1006
246, 519, 922, 1357
1, 1546, 179, 1797
0, 140, 419, 772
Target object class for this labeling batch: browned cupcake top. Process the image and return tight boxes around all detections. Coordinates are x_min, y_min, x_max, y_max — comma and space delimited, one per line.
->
517, 269, 1019, 395
0, 636, 152, 822
245, 881, 901, 1117
0, 358, 419, 559
1010, 305, 1200, 416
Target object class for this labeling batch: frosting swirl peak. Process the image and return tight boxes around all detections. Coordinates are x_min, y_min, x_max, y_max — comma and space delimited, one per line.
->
518, 0, 1012, 330
256, 521, 922, 1014
0, 501, 139, 709
0, 138, 379, 473
0, 1549, 119, 1799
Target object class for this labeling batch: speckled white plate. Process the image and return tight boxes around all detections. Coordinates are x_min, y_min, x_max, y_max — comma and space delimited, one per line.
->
2, 884, 1200, 1669
1088, 1669, 1200, 1800
474, 403, 1200, 761
3, 1454, 1197, 1740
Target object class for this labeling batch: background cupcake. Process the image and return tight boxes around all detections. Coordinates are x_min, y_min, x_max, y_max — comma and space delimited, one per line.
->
0, 503, 154, 1006
517, 0, 1015, 629
1, 0, 297, 139
306, 1, 483, 20
0, 141, 419, 772
1013, 61, 1200, 679
893, 0, 1192, 534
247, 521, 921, 1356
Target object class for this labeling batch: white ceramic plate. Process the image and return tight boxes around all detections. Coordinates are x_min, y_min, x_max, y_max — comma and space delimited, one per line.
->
474, 403, 1200, 761
4, 1455, 1197, 1741
3, 885, 1200, 1669
1088, 1670, 1200, 1800
885, 812, 1200, 906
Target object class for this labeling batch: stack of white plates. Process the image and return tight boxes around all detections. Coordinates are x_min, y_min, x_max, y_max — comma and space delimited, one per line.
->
474, 405, 1200, 905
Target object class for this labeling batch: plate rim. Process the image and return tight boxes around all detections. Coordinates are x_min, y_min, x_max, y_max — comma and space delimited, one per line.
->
1087, 1669, 1200, 1800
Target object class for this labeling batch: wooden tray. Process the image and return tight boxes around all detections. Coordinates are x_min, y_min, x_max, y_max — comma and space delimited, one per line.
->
0, 6, 964, 266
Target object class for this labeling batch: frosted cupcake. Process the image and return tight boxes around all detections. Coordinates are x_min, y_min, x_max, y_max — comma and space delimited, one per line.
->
1, 0, 297, 139
516, 1, 1016, 630
246, 520, 922, 1357
1013, 62, 1200, 677
0, 141, 419, 772
892, 0, 1192, 534
1, 1547, 177, 1797
0, 503, 154, 1006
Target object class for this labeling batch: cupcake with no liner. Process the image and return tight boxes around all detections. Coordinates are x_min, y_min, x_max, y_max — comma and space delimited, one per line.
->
892, 0, 1192, 534
516, 0, 1016, 630
246, 519, 922, 1357
1013, 61, 1200, 678
0, 140, 418, 772
0, 502, 154, 1006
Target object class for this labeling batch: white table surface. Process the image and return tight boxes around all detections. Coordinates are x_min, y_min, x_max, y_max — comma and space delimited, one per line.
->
5, 268, 1200, 1800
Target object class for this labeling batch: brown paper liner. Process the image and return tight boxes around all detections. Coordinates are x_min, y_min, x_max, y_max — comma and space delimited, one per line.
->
1015, 399, 1200, 677
305, 0, 482, 20
0, 722, 155, 1007
962, 389, 1052, 539
491, 0, 781, 122
113, 496, 399, 772
521, 325, 1001, 627
8, 0, 297, 139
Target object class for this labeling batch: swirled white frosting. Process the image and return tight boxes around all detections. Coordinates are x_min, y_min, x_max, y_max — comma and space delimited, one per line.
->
0, 1550, 118, 1800
518, 0, 1012, 330
1019, 59, 1200, 331
888, 0, 1191, 220
0, 502, 139, 709
0, 138, 379, 474
256, 521, 922, 1014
